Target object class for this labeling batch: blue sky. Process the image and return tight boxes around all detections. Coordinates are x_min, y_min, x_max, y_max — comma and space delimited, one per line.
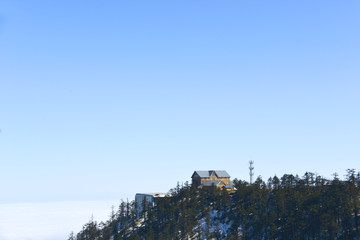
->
1, 1, 359, 238
1, 0, 360, 205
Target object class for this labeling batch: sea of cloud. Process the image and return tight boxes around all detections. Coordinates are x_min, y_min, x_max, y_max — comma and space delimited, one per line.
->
0, 200, 119, 240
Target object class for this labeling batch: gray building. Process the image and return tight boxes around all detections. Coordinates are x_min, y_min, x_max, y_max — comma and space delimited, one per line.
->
135, 193, 167, 216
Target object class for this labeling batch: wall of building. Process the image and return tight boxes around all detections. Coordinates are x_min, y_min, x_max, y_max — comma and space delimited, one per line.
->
135, 194, 154, 216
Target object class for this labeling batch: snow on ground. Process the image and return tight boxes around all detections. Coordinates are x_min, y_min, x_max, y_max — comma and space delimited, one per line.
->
0, 200, 118, 240
196, 209, 232, 238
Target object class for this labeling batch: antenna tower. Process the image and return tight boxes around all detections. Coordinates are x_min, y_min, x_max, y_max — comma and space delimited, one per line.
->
249, 160, 254, 184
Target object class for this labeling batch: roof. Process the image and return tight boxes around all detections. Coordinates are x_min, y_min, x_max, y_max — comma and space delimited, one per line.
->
214, 170, 231, 178
135, 193, 167, 198
201, 180, 225, 187
192, 170, 231, 178
193, 171, 211, 178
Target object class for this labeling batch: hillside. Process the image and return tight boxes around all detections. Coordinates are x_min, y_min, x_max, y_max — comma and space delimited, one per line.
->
70, 170, 360, 240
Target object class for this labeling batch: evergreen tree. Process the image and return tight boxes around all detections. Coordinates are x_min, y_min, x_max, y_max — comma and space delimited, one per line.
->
67, 231, 76, 240
71, 169, 360, 240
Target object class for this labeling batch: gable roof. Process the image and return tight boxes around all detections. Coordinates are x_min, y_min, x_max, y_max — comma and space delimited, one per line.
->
214, 170, 231, 178
192, 170, 231, 178
201, 180, 225, 187
192, 171, 211, 178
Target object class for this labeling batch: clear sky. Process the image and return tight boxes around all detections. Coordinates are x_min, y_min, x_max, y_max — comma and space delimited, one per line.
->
0, 0, 359, 238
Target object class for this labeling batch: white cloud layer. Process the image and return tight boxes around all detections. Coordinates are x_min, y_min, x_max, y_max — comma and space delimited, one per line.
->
0, 200, 118, 240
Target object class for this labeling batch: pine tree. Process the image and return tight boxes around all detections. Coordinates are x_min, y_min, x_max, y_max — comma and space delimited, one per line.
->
71, 169, 360, 240
68, 231, 76, 240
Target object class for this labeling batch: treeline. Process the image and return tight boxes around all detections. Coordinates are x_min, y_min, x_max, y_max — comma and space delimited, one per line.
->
70, 169, 360, 240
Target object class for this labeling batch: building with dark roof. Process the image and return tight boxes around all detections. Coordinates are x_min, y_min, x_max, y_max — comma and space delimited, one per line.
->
191, 170, 233, 191
135, 193, 168, 216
